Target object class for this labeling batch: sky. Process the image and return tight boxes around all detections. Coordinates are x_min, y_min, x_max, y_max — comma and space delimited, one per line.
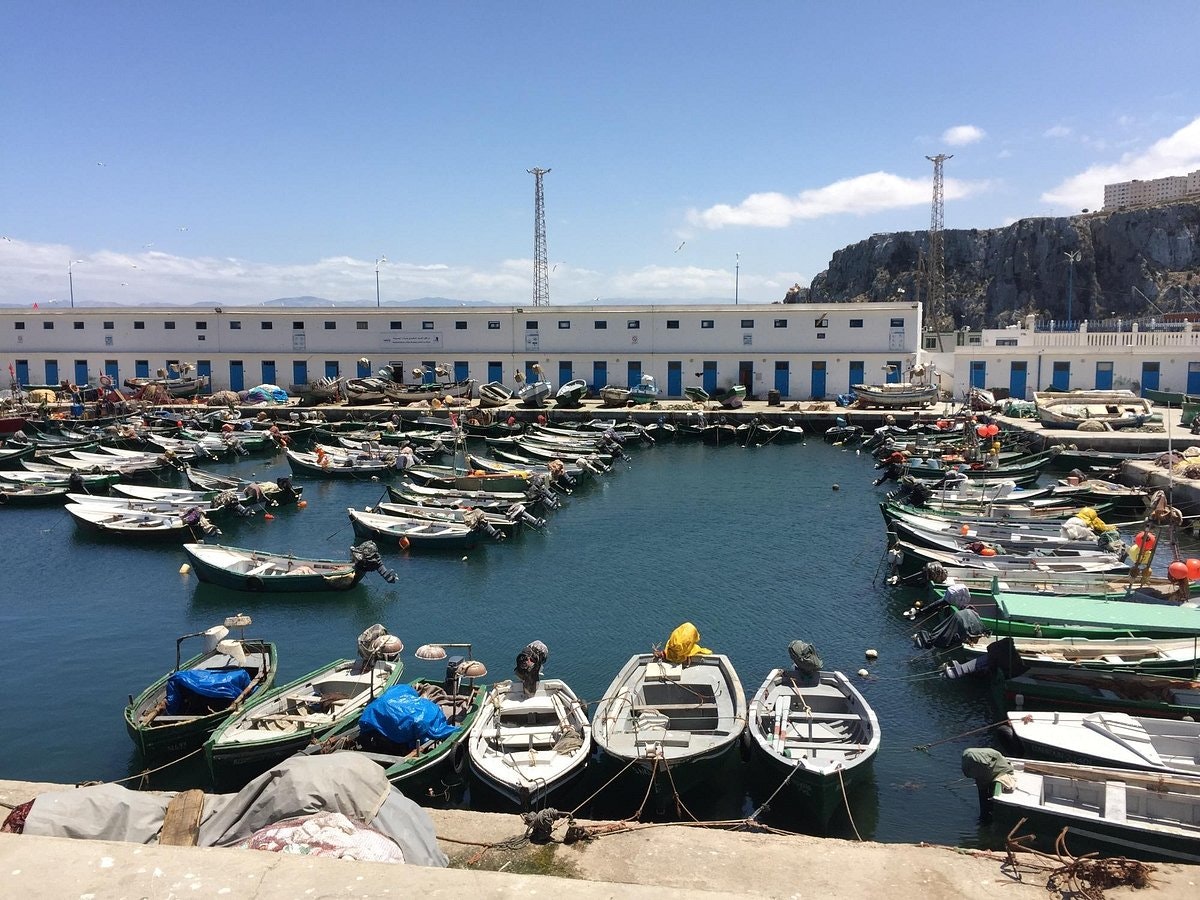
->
2, 2, 1199, 309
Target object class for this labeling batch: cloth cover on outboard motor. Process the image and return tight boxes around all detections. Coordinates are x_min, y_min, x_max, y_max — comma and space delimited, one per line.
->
913, 607, 986, 651
662, 622, 711, 664
514, 640, 549, 692
787, 640, 823, 677
358, 685, 456, 747
166, 668, 252, 714
350, 541, 397, 583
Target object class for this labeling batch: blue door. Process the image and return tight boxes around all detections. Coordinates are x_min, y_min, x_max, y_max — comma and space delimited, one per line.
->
454, 361, 469, 382
229, 361, 244, 391
627, 361, 641, 387
135, 360, 150, 379
667, 361, 682, 397
524, 361, 538, 383
15, 360, 29, 386
488, 361, 503, 384
886, 360, 902, 384
1052, 361, 1070, 390
357, 359, 371, 378
104, 360, 119, 386
774, 361, 789, 397
1140, 362, 1160, 395
325, 360, 340, 380
848, 361, 864, 390
702, 361, 717, 394
45, 360, 59, 386
970, 360, 986, 389
261, 361, 276, 386
1188, 361, 1200, 394
811, 361, 826, 399
592, 361, 607, 392
74, 360, 88, 387
1009, 362, 1028, 400
558, 361, 572, 387
423, 361, 437, 384
196, 360, 211, 393
1095, 362, 1113, 390
293, 361, 308, 387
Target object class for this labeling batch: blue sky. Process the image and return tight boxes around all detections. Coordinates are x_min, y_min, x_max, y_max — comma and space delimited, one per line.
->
2, 2, 1198, 308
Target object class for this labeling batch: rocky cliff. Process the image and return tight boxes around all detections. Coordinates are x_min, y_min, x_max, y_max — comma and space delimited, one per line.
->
801, 201, 1200, 327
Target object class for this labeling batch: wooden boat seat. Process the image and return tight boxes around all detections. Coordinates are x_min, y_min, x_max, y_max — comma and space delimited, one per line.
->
634, 703, 710, 712
1104, 780, 1127, 822
784, 740, 871, 752
787, 711, 860, 723
149, 715, 200, 723
634, 733, 691, 748
245, 561, 275, 577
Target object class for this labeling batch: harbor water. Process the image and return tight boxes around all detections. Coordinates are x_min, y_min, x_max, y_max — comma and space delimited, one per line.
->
5, 436, 1172, 847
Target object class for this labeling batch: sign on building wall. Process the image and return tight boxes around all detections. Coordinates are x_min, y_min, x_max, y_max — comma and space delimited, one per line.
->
382, 333, 443, 349
525, 333, 540, 351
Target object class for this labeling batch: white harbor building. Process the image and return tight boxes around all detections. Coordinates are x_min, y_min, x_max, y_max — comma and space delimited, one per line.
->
6, 302, 1195, 404
1, 301, 925, 401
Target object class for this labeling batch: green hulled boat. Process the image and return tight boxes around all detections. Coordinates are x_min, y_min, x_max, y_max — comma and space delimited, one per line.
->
124, 616, 276, 762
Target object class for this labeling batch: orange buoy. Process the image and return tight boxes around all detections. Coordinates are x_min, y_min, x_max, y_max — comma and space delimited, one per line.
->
264, 513, 274, 521
399, 536, 411, 550
297, 500, 307, 509
979, 546, 997, 557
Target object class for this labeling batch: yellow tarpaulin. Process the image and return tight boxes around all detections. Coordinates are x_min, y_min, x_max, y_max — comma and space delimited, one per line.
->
663, 622, 711, 664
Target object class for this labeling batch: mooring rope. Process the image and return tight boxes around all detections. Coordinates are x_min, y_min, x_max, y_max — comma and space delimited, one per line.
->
913, 718, 1010, 753
836, 766, 863, 842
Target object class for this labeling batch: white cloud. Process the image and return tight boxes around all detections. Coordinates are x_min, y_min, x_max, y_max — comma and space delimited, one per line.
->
1043, 125, 1072, 139
1041, 115, 1200, 209
942, 124, 986, 146
687, 171, 988, 229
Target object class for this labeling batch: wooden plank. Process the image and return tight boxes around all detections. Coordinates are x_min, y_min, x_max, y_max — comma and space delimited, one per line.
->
772, 694, 790, 755
159, 789, 204, 847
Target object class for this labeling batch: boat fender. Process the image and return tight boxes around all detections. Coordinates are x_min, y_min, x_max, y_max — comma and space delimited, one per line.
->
738, 730, 752, 763
246, 575, 265, 591
451, 739, 468, 774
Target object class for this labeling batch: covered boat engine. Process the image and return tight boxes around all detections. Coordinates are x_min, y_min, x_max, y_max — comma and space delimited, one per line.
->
787, 639, 823, 685
506, 502, 545, 531
182, 506, 221, 536
462, 507, 505, 542
215, 489, 254, 518
514, 640, 549, 693
350, 540, 398, 583
357, 623, 403, 664
913, 607, 986, 651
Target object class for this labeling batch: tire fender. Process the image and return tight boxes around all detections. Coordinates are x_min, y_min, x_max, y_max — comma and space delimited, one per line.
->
246, 575, 265, 591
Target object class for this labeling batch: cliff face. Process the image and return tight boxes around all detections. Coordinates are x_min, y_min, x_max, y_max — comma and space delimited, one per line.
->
804, 202, 1200, 327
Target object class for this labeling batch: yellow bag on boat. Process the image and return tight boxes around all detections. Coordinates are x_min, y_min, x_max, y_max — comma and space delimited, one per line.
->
663, 622, 711, 664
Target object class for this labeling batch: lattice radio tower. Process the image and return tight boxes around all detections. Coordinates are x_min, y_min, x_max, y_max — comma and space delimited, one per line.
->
528, 167, 551, 306
924, 154, 952, 342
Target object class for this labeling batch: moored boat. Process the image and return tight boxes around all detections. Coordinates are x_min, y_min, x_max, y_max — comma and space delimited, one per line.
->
1005, 711, 1200, 777
744, 642, 880, 829
124, 615, 276, 761
183, 540, 398, 592
205, 624, 405, 788
590, 624, 746, 799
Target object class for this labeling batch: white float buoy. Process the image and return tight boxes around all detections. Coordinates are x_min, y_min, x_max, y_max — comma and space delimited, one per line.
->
865, 649, 878, 660
179, 564, 191, 575
857, 668, 870, 678
461, 556, 468, 561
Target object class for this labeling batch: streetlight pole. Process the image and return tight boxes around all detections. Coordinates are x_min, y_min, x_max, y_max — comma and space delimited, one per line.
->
375, 255, 387, 308
68, 259, 83, 308
1064, 250, 1081, 327
734, 252, 740, 305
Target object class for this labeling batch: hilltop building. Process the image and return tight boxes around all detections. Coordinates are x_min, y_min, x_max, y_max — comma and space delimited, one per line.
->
1103, 169, 1200, 210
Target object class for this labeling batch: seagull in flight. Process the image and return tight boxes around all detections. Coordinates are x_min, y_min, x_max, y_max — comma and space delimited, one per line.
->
96, 161, 106, 167
177, 225, 189, 232
143, 242, 154, 249
675, 241, 686, 253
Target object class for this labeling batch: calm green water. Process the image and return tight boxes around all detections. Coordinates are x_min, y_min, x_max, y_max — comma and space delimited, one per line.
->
1, 437, 1011, 845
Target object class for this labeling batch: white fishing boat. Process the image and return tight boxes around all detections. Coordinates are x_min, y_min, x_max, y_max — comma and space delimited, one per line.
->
591, 650, 746, 798
745, 646, 880, 829
991, 757, 1200, 864
467, 675, 591, 808
1006, 711, 1200, 777
852, 382, 939, 409
1034, 390, 1157, 430
478, 381, 514, 408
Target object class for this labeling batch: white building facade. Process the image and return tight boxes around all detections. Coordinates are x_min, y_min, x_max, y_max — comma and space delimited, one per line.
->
1102, 169, 1200, 210
0, 301, 924, 401
925, 316, 1200, 400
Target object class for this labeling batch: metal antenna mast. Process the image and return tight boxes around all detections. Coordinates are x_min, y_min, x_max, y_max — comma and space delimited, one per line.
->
925, 153, 952, 348
528, 167, 551, 306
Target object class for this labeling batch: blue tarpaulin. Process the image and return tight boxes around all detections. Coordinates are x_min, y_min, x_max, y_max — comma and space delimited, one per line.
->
359, 684, 456, 747
166, 668, 252, 714
247, 384, 289, 404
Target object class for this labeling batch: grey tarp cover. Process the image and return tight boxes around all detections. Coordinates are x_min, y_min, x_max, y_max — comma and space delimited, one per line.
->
961, 747, 1014, 785
22, 753, 446, 867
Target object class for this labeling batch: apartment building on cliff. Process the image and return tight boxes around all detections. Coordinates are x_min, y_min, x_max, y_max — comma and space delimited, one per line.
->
1103, 169, 1200, 210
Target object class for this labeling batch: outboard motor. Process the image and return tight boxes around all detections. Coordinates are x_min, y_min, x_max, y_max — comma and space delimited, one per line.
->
463, 507, 505, 542
506, 502, 546, 530
274, 476, 300, 504
350, 540, 398, 583
787, 639, 823, 686
356, 623, 404, 666
514, 640, 549, 693
442, 655, 466, 692
68, 472, 86, 494
215, 489, 254, 518
182, 506, 221, 536
526, 475, 560, 510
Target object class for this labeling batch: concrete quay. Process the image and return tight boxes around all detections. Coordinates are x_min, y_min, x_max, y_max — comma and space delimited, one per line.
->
2, 779, 1198, 899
